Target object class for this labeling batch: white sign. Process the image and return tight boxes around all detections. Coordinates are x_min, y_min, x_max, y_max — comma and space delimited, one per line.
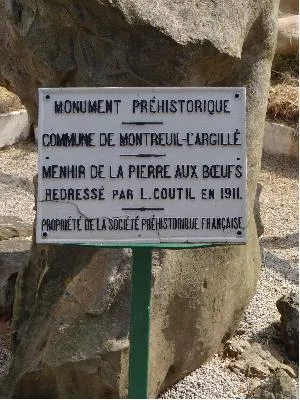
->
37, 87, 247, 245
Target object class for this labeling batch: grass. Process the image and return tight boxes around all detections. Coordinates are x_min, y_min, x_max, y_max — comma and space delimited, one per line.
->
267, 54, 299, 129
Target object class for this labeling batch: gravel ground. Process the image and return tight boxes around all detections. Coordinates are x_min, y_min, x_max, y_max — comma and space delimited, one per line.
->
161, 152, 299, 399
0, 142, 298, 398
0, 141, 37, 224
0, 336, 11, 376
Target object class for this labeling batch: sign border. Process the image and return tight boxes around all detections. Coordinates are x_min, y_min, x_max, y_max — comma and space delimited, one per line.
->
37, 86, 247, 246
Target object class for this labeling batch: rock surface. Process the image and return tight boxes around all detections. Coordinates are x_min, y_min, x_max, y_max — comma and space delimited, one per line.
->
276, 16, 299, 56
0, 216, 32, 241
264, 121, 298, 159
0, 110, 30, 149
0, 0, 280, 398
254, 183, 264, 238
0, 235, 31, 321
276, 292, 299, 361
0, 337, 11, 376
0, 86, 30, 148
279, 0, 299, 16
246, 369, 298, 398
225, 340, 296, 379
0, 87, 23, 114
0, 215, 32, 321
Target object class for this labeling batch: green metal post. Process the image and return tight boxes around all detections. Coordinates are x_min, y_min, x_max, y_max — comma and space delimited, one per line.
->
128, 248, 152, 399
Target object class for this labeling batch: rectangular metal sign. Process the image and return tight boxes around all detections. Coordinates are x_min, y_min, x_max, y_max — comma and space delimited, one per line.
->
37, 87, 247, 244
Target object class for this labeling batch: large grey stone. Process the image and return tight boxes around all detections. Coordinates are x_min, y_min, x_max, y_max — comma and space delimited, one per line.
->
0, 0, 280, 398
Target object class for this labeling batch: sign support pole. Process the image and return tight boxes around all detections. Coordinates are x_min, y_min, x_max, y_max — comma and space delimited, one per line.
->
128, 247, 152, 399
